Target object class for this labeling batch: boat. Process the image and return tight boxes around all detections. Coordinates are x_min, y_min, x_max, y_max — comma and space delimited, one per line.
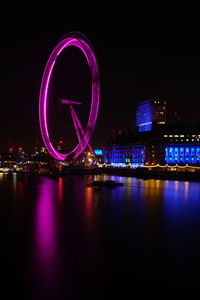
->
91, 180, 123, 187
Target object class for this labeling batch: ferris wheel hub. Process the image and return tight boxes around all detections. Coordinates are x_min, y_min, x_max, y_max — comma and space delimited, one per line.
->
60, 99, 82, 105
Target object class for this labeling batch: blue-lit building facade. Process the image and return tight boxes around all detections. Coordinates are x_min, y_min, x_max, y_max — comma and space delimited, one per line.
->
136, 99, 166, 132
104, 133, 200, 168
104, 145, 145, 168
104, 99, 200, 168
165, 144, 200, 164
136, 100, 153, 132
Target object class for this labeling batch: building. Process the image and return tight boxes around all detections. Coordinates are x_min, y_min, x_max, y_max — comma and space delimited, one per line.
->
136, 99, 166, 132
104, 127, 200, 167
94, 149, 104, 164
104, 145, 145, 168
164, 144, 200, 164
104, 98, 200, 168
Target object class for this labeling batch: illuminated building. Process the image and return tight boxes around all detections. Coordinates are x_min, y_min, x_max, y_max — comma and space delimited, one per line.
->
104, 142, 200, 168
136, 100, 152, 132
94, 149, 103, 156
103, 98, 200, 168
94, 149, 104, 164
104, 120, 200, 168
136, 99, 166, 132
165, 144, 200, 164
104, 145, 145, 168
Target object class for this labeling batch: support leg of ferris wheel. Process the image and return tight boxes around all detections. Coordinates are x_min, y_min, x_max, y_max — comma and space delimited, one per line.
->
69, 105, 97, 163
61, 99, 97, 162
69, 105, 82, 144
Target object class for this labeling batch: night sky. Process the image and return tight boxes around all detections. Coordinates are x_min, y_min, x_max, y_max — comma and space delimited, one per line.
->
1, 4, 200, 152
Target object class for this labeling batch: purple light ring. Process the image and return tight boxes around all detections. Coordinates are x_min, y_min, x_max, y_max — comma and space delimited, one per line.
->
39, 38, 82, 160
39, 37, 99, 160
71, 38, 100, 158
39, 33, 100, 160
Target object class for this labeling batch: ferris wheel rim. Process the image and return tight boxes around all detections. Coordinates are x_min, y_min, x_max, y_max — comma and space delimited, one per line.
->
39, 32, 100, 160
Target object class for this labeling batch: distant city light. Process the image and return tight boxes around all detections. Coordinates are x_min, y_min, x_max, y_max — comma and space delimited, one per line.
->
94, 149, 103, 155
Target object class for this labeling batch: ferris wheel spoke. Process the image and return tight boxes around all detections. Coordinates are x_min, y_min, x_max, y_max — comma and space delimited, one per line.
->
70, 106, 95, 158
60, 99, 82, 105
69, 105, 82, 143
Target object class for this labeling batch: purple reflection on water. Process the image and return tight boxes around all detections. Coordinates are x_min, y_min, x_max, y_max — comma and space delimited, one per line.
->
35, 177, 58, 284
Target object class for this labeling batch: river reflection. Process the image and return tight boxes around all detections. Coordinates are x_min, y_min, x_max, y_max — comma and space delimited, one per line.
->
1, 173, 200, 297
163, 180, 200, 221
58, 177, 63, 211
85, 186, 93, 227
34, 177, 60, 296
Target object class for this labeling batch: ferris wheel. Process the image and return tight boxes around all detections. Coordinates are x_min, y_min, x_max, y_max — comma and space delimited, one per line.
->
39, 32, 100, 160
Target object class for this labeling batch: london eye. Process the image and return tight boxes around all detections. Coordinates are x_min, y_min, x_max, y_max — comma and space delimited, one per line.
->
39, 32, 100, 160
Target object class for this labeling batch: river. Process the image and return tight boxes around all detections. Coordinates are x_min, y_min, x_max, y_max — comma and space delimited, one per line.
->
0, 173, 200, 298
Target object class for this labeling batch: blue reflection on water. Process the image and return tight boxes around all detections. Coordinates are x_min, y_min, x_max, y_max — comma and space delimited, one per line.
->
1, 173, 200, 293
163, 180, 200, 223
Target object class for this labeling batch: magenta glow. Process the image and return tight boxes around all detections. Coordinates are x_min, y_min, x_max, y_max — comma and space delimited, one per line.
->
39, 32, 100, 160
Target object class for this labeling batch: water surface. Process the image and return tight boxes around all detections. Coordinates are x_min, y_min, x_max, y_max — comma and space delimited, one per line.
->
0, 173, 200, 298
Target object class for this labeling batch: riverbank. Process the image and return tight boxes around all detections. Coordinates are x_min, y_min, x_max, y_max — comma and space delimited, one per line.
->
34, 166, 200, 182
103, 167, 200, 182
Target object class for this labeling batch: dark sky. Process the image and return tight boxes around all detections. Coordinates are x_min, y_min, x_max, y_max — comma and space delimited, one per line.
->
1, 4, 200, 152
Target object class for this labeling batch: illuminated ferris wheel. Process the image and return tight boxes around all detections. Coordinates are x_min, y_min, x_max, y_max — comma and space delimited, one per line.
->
39, 32, 100, 160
